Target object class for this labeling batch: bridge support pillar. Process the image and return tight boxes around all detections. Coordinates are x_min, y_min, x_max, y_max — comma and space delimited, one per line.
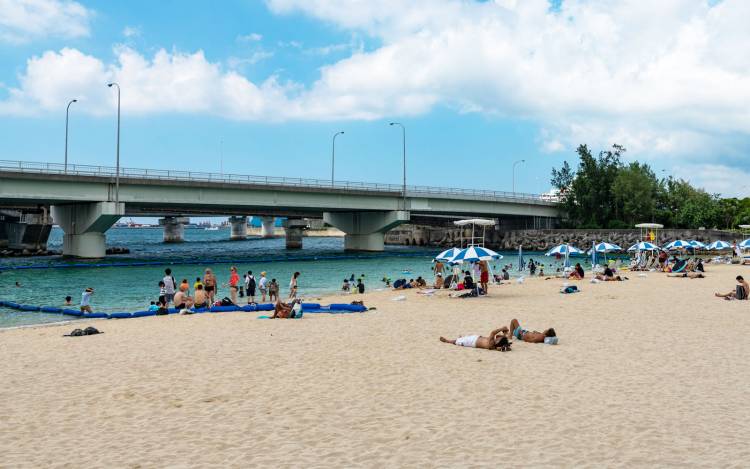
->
3, 210, 53, 252
159, 217, 188, 243
52, 202, 124, 258
260, 217, 275, 238
283, 219, 308, 249
324, 211, 409, 251
229, 216, 248, 240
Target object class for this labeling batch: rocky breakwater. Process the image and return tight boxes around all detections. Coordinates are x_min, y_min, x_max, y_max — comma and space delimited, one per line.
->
385, 225, 737, 252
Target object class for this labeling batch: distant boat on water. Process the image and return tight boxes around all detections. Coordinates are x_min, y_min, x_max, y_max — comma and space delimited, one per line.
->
204, 226, 220, 231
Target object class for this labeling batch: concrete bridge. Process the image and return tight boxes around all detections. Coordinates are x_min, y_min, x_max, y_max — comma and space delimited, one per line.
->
0, 160, 558, 258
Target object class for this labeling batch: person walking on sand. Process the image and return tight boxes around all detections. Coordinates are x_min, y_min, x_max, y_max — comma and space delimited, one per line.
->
289, 271, 300, 299
440, 327, 512, 351
80, 287, 94, 313
203, 268, 217, 304
258, 271, 268, 302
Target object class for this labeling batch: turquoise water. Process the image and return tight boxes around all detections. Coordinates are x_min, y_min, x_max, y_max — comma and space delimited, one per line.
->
0, 227, 586, 327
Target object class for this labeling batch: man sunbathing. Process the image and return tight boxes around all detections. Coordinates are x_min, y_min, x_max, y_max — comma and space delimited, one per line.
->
595, 266, 624, 281
668, 272, 705, 279
510, 318, 556, 343
715, 275, 749, 300
440, 327, 512, 351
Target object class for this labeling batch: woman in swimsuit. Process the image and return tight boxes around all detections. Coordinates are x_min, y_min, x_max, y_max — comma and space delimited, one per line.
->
203, 268, 217, 304
289, 271, 300, 299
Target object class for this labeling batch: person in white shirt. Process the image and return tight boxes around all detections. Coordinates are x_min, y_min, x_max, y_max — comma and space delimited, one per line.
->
162, 268, 176, 306
80, 287, 94, 313
258, 272, 268, 302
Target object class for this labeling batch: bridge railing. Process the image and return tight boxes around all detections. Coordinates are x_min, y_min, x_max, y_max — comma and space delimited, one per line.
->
0, 159, 551, 204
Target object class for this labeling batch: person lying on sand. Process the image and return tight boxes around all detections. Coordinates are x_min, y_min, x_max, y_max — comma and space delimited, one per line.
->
440, 327, 512, 351
510, 318, 556, 343
715, 275, 749, 300
668, 272, 705, 279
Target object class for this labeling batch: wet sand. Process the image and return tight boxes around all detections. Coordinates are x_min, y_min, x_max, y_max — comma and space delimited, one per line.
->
1, 263, 749, 467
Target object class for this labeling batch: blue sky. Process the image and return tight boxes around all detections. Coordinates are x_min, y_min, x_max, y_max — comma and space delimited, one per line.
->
1, 0, 749, 200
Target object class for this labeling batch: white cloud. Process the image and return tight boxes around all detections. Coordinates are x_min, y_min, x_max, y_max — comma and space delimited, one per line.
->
0, 0, 92, 43
237, 32, 263, 42
0, 47, 295, 119
122, 26, 140, 38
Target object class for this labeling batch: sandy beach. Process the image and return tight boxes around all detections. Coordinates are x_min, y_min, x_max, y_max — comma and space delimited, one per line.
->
1, 263, 749, 468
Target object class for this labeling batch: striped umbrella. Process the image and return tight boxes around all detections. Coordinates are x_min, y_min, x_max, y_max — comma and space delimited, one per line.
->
545, 244, 583, 256
434, 247, 461, 263
707, 240, 731, 250
740, 239, 750, 248
664, 240, 692, 250
451, 245, 503, 263
688, 240, 706, 249
627, 242, 659, 251
594, 242, 623, 252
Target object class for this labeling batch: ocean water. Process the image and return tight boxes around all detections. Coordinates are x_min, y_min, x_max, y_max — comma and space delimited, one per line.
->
1, 227, 585, 327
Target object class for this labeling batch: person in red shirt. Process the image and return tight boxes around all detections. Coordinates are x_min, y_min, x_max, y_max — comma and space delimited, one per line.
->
228, 266, 240, 304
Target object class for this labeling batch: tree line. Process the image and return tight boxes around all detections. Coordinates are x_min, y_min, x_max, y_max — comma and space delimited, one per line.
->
550, 144, 750, 229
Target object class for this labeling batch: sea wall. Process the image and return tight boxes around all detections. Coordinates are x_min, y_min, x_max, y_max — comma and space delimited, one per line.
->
385, 225, 740, 251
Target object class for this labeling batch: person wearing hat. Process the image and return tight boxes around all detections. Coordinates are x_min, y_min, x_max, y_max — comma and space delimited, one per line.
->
258, 272, 268, 302
80, 287, 94, 313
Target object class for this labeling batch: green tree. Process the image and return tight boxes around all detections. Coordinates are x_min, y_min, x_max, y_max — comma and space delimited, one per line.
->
611, 162, 660, 225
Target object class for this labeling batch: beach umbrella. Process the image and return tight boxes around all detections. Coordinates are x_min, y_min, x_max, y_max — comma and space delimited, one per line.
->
594, 242, 623, 252
591, 241, 598, 266
664, 239, 692, 250
451, 245, 503, 263
545, 244, 583, 256
688, 240, 706, 249
434, 247, 461, 263
740, 239, 750, 249
707, 240, 731, 250
517, 245, 524, 271
627, 241, 659, 251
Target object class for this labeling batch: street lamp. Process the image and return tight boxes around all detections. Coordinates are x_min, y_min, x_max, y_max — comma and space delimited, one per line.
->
389, 122, 406, 210
512, 159, 525, 194
331, 131, 344, 186
107, 82, 121, 206
64, 99, 77, 173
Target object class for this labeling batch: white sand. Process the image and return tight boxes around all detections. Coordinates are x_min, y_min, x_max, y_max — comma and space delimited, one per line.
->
1, 264, 749, 467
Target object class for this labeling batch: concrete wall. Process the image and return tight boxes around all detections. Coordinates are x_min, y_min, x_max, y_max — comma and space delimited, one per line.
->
386, 225, 741, 251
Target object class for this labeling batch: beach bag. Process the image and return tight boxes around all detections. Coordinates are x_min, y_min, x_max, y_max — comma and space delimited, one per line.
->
220, 297, 234, 306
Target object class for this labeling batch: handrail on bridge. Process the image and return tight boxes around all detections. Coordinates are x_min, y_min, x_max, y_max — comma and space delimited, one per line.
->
0, 159, 555, 204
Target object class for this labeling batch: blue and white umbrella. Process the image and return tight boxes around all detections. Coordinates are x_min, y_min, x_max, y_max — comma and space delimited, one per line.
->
545, 244, 583, 256
664, 239, 692, 250
706, 240, 731, 250
594, 242, 623, 252
688, 240, 706, 249
434, 247, 461, 263
740, 239, 750, 249
451, 245, 503, 263
627, 241, 659, 251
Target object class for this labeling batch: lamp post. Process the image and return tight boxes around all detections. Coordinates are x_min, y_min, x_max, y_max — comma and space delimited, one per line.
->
64, 99, 77, 173
512, 159, 525, 195
331, 131, 344, 186
107, 83, 121, 206
389, 122, 406, 210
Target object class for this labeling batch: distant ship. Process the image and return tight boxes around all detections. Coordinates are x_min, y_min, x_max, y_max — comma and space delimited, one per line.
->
204, 226, 220, 231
